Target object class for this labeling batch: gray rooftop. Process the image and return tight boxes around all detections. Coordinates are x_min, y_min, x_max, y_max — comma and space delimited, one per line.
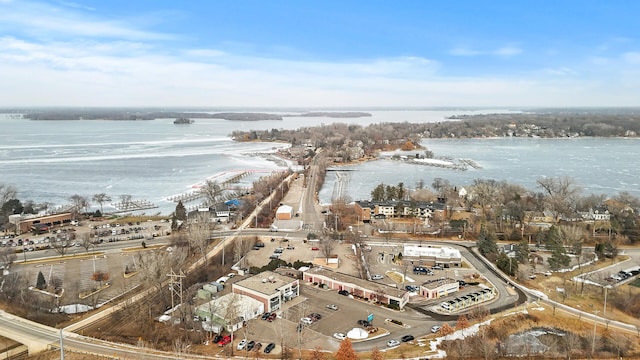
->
233, 271, 295, 296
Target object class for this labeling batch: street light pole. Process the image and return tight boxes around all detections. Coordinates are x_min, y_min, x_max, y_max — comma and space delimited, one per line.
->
591, 309, 600, 356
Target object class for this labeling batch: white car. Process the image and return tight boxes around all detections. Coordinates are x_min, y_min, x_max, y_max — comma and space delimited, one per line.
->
371, 274, 384, 280
333, 332, 346, 340
300, 317, 313, 325
431, 325, 441, 333
387, 339, 400, 347
326, 304, 338, 310
237, 339, 247, 350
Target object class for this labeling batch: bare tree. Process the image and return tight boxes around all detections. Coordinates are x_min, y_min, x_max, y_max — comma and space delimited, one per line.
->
80, 232, 94, 253
0, 247, 17, 268
189, 212, 211, 266
69, 194, 89, 218
136, 247, 188, 291
0, 183, 17, 206
536, 176, 581, 222
319, 238, 335, 264
233, 236, 254, 268
562, 332, 581, 360
200, 180, 224, 206
51, 236, 74, 256
92, 193, 111, 215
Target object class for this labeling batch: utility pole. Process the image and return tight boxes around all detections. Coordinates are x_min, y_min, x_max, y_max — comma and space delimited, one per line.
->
591, 309, 600, 356
166, 270, 185, 311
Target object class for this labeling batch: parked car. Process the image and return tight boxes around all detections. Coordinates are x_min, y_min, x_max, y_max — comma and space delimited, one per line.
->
264, 343, 276, 353
237, 339, 247, 350
261, 312, 271, 320
431, 325, 442, 333
255, 242, 265, 247
333, 332, 346, 340
326, 304, 339, 310
338, 289, 350, 296
213, 335, 223, 343
246, 340, 255, 351
308, 313, 322, 321
405, 285, 418, 292
311, 247, 320, 251
253, 342, 262, 352
371, 274, 384, 280
432, 265, 443, 270
267, 313, 277, 322
217, 335, 232, 346
387, 339, 400, 347
301, 317, 314, 325
401, 335, 415, 342
357, 320, 371, 327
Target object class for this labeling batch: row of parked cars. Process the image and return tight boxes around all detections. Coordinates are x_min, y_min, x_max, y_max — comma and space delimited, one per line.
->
236, 339, 275, 353
608, 269, 639, 282
212, 335, 275, 354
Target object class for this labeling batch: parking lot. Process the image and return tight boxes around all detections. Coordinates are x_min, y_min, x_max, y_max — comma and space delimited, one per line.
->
243, 236, 360, 276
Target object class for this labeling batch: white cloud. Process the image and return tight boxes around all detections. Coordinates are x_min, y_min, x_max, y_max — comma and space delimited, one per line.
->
450, 45, 522, 57
494, 46, 522, 57
0, 1, 172, 40
622, 52, 640, 64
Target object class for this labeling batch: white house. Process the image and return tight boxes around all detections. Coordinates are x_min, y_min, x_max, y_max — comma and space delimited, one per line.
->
195, 293, 264, 333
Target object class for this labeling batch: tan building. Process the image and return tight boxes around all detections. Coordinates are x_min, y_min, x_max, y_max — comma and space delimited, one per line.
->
275, 205, 293, 220
419, 278, 460, 299
232, 271, 299, 313
12, 212, 73, 234
302, 267, 409, 310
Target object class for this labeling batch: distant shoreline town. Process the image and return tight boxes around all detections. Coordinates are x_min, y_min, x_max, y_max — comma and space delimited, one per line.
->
17, 110, 373, 121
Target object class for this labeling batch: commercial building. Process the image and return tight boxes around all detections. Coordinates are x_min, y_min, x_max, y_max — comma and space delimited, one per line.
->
11, 212, 73, 234
419, 278, 460, 299
302, 267, 409, 309
232, 271, 299, 313
403, 245, 462, 267
195, 293, 264, 333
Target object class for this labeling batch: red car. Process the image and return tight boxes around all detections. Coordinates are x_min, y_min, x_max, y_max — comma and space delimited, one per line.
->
267, 313, 277, 322
311, 247, 320, 251
217, 335, 232, 347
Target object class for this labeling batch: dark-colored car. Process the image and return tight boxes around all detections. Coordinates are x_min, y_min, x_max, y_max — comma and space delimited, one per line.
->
267, 313, 277, 322
401, 335, 415, 342
261, 312, 271, 320
357, 320, 371, 327
264, 343, 276, 353
308, 313, 322, 321
338, 289, 350, 296
213, 335, 223, 344
246, 340, 255, 351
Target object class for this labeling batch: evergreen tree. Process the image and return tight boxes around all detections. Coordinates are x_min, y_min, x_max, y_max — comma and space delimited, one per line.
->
175, 200, 187, 221
36, 271, 46, 290
515, 238, 530, 264
477, 226, 499, 262
497, 252, 518, 276
548, 241, 570, 270
371, 183, 385, 202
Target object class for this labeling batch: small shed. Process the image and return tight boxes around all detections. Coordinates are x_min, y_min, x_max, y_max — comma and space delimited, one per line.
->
276, 205, 293, 220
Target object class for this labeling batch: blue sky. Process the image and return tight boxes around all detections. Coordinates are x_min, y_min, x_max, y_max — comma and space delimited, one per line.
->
1, 0, 639, 107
